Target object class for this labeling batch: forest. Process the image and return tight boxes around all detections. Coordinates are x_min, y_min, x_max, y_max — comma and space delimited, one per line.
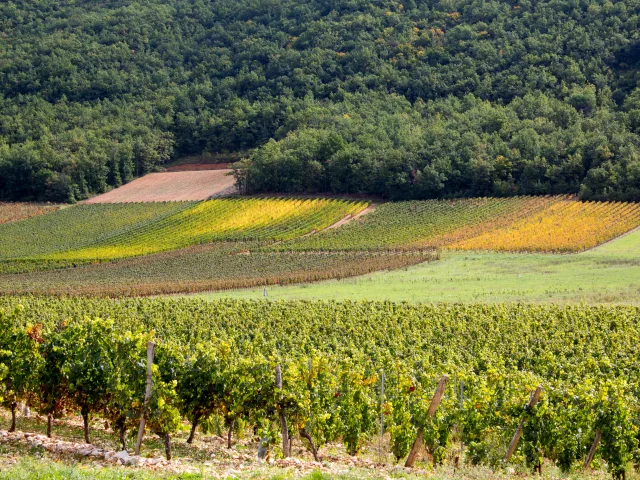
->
1, 0, 639, 201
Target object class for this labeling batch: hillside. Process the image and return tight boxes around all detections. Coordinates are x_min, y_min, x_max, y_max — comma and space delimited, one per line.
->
1, 0, 639, 202
207, 244, 640, 304
1, 195, 639, 297
0, 198, 366, 262
3, 5, 640, 474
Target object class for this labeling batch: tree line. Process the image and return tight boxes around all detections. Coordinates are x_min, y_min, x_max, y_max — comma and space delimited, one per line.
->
234, 91, 640, 201
0, 0, 639, 201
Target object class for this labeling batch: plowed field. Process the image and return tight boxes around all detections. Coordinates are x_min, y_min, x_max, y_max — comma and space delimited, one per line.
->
85, 170, 236, 203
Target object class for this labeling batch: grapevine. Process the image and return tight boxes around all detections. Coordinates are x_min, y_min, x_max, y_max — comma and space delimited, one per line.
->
1, 298, 640, 476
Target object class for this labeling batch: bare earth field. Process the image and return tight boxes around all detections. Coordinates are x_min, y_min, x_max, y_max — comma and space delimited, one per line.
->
85, 170, 236, 203
0, 202, 61, 224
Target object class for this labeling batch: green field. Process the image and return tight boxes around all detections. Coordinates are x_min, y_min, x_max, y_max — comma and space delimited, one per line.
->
194, 228, 640, 304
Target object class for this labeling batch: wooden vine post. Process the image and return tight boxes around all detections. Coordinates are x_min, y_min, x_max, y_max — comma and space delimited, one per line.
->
135, 341, 155, 455
276, 365, 291, 458
405, 375, 449, 468
583, 429, 602, 469
459, 380, 464, 461
504, 385, 543, 463
379, 369, 385, 463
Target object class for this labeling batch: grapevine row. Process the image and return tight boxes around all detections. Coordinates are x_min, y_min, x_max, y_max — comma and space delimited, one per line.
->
33, 198, 366, 262
0, 202, 194, 260
0, 246, 433, 297
2, 299, 640, 476
274, 196, 640, 253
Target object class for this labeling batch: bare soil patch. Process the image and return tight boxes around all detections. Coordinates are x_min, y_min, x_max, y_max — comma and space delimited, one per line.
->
0, 202, 61, 224
85, 170, 237, 203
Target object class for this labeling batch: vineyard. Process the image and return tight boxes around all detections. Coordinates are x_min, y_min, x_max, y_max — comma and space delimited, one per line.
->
0, 195, 640, 298
2, 298, 640, 477
0, 202, 194, 261
0, 244, 433, 296
44, 198, 367, 261
273, 196, 547, 252
0, 198, 367, 265
276, 196, 640, 253
452, 200, 640, 252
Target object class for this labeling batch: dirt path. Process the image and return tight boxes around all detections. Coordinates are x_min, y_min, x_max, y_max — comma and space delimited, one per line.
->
326, 202, 377, 230
299, 202, 378, 238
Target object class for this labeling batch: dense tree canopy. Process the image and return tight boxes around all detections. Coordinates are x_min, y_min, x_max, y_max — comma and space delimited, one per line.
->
0, 0, 639, 201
